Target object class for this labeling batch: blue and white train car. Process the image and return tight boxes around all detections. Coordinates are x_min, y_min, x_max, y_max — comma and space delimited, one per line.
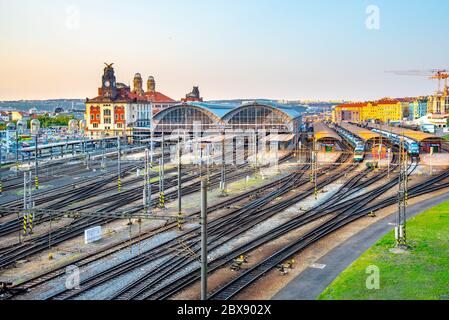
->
334, 126, 366, 162
371, 129, 420, 157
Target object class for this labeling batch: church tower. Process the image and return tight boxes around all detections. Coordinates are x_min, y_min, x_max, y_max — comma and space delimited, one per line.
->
132, 73, 144, 95
147, 76, 156, 92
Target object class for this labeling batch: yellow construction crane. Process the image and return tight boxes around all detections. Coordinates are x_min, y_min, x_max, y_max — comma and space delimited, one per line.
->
386, 68, 449, 93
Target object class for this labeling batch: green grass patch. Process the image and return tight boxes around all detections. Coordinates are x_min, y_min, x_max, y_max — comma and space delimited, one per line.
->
443, 135, 449, 141
318, 201, 449, 300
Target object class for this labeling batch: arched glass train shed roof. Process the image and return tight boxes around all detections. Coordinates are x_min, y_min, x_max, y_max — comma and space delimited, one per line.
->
153, 101, 306, 132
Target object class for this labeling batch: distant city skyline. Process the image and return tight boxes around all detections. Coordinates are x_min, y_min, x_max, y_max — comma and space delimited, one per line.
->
1, 0, 448, 101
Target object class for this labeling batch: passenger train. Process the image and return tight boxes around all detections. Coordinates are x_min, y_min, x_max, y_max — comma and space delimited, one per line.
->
334, 126, 366, 162
371, 129, 420, 157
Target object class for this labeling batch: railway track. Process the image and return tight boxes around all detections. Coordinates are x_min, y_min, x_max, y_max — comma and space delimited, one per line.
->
0, 154, 294, 271
2, 165, 305, 299
103, 154, 408, 300
6, 145, 421, 301
35, 153, 352, 300
0, 145, 147, 192
207, 160, 449, 300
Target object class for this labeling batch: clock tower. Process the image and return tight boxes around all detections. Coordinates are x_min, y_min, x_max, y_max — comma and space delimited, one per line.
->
101, 63, 117, 99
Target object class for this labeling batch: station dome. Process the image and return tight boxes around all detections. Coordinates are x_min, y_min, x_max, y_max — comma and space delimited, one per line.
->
147, 76, 156, 92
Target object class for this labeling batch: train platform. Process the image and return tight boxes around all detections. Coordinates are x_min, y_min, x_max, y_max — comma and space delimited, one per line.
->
339, 122, 382, 143
317, 151, 342, 164
367, 123, 442, 152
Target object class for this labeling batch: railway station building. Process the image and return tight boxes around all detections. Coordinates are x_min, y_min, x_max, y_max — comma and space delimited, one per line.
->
85, 64, 176, 138
133, 101, 306, 149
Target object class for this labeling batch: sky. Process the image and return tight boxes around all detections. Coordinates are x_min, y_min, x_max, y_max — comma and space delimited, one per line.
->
0, 0, 448, 101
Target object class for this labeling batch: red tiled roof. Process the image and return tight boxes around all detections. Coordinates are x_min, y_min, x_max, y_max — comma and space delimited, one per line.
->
336, 102, 368, 108
396, 97, 415, 103
87, 91, 148, 104
144, 91, 175, 103
375, 98, 400, 105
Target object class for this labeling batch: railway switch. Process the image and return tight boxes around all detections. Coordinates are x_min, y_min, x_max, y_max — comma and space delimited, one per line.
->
277, 259, 295, 275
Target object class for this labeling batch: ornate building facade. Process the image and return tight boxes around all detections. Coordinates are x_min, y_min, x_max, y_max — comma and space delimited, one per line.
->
85, 64, 176, 137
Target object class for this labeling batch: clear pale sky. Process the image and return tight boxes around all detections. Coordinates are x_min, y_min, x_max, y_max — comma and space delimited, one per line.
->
0, 0, 448, 101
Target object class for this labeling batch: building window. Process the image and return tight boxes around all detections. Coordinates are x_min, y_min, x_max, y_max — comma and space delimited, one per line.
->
104, 118, 111, 124
90, 115, 94, 120
93, 123, 98, 128
120, 114, 124, 120
96, 114, 100, 120
117, 123, 123, 128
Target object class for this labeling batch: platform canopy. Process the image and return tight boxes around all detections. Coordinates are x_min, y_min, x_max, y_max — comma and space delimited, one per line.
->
369, 123, 442, 143
260, 133, 295, 142
340, 122, 382, 142
20, 137, 118, 153
191, 134, 236, 143
313, 122, 342, 142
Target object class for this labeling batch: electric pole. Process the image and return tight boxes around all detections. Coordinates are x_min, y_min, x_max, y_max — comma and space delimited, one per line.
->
200, 179, 208, 300
220, 130, 227, 196
117, 136, 122, 192
34, 134, 39, 190
177, 132, 183, 230
396, 137, 408, 247
310, 139, 318, 199
159, 133, 165, 209
143, 148, 152, 215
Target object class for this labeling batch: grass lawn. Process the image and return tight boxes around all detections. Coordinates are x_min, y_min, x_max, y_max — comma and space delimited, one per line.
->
443, 135, 449, 141
318, 201, 449, 300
